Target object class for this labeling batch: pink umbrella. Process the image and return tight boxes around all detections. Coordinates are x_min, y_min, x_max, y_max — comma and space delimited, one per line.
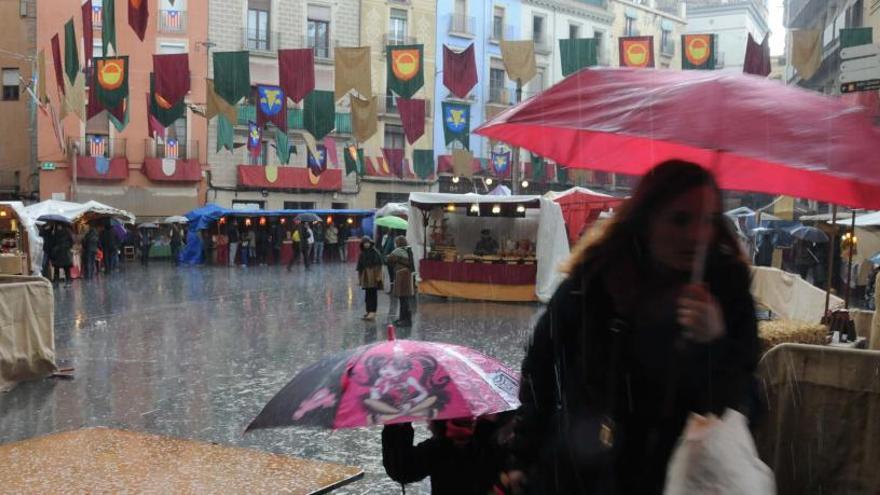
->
247, 329, 520, 430
475, 68, 880, 209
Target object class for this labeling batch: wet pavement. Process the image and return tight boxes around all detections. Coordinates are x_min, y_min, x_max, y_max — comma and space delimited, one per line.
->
0, 261, 542, 494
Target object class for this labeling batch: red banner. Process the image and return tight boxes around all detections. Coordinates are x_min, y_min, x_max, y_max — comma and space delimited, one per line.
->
237, 165, 342, 191
437, 154, 483, 175
74, 157, 129, 180
142, 158, 201, 182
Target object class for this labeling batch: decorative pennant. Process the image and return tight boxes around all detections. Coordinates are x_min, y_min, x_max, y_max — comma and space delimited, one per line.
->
37, 50, 47, 103
344, 144, 364, 176
382, 148, 405, 178
265, 165, 279, 184
128, 0, 149, 41
256, 85, 287, 131
303, 90, 335, 141
559, 38, 597, 77
324, 136, 338, 166
216, 114, 234, 152
387, 44, 424, 98
682, 34, 716, 70
791, 30, 821, 81
64, 19, 80, 85
206, 79, 237, 122
146, 93, 166, 138
82, 1, 94, 71
153, 53, 190, 106
149, 73, 185, 127
350, 95, 377, 142
308, 144, 328, 176
491, 151, 511, 177
274, 128, 292, 164
213, 51, 251, 105
442, 101, 470, 149
530, 153, 546, 182
412, 150, 434, 180
247, 121, 262, 158
396, 97, 425, 144
500, 40, 537, 84
619, 36, 655, 68
278, 48, 315, 103
108, 98, 129, 131
161, 157, 177, 176
334, 47, 371, 102
62, 74, 86, 122
743, 33, 771, 77
51, 34, 65, 96
93, 56, 129, 110
443, 44, 477, 98
452, 148, 474, 178
102, 0, 116, 55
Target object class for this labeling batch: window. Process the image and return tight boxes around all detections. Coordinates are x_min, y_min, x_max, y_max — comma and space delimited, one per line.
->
389, 9, 408, 43
492, 6, 504, 40
331, 202, 349, 209
454, 0, 467, 16
569, 24, 580, 39
284, 201, 316, 209
624, 17, 636, 37
532, 16, 544, 45
661, 29, 673, 55
233, 200, 265, 210
2, 69, 20, 101
489, 66, 506, 103
529, 67, 545, 96
594, 30, 604, 61
385, 89, 398, 113
384, 124, 405, 150
307, 5, 331, 58
158, 41, 187, 54
247, 0, 270, 50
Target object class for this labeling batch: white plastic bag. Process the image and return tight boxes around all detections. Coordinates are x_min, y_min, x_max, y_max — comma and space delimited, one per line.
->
664, 408, 776, 495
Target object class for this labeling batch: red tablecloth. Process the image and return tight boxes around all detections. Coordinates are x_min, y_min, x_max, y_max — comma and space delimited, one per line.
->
419, 259, 536, 285
346, 238, 360, 263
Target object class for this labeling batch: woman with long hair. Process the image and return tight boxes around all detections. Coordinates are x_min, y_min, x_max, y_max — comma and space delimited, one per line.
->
357, 236, 385, 321
512, 160, 759, 494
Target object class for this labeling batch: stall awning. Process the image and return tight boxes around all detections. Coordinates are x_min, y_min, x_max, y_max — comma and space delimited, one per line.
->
237, 165, 342, 191
409, 192, 542, 209
142, 158, 202, 182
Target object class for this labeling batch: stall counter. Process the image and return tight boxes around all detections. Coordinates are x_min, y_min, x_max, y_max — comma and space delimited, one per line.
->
418, 259, 538, 302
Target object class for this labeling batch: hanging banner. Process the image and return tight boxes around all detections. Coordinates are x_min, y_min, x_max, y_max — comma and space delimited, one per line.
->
153, 53, 190, 106
396, 97, 425, 144
382, 148, 405, 178
128, 0, 149, 41
559, 38, 597, 77
274, 128, 292, 164
63, 74, 86, 122
387, 44, 424, 98
500, 40, 537, 84
344, 144, 364, 176
443, 44, 477, 98
350, 95, 377, 142
278, 48, 315, 103
247, 121, 262, 158
412, 149, 434, 180
64, 19, 80, 85
216, 114, 234, 152
442, 101, 470, 149
256, 85, 287, 131
206, 79, 237, 122
51, 34, 65, 96
303, 90, 335, 141
102, 0, 116, 56
682, 34, 716, 70
93, 56, 129, 110
146, 94, 166, 138
335, 47, 371, 102
37, 50, 47, 103
213, 51, 251, 105
308, 144, 328, 176
82, 1, 94, 70
743, 33, 771, 76
530, 153, 546, 182
149, 73, 186, 127
619, 36, 655, 68
491, 151, 511, 177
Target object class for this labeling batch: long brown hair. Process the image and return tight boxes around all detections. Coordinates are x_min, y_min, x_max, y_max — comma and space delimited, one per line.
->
564, 160, 744, 277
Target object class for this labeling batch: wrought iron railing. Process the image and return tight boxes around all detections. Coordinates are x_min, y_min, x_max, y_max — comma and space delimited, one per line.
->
68, 137, 126, 158
144, 139, 199, 160
158, 9, 187, 33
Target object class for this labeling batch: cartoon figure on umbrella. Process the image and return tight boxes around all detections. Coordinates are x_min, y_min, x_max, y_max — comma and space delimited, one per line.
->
360, 352, 448, 424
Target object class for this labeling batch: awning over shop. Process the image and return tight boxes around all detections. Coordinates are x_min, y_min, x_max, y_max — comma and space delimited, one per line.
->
23, 199, 135, 224
237, 165, 342, 191
142, 158, 202, 182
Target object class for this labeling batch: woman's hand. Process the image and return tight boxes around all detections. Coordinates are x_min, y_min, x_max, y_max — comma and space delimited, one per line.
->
677, 284, 725, 343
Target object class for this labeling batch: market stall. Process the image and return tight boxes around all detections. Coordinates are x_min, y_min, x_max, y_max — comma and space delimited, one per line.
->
0, 275, 56, 392
407, 192, 569, 303
544, 187, 623, 247
0, 202, 42, 276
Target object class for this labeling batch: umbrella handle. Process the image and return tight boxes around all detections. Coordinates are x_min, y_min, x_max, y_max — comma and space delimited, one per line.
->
387, 324, 396, 341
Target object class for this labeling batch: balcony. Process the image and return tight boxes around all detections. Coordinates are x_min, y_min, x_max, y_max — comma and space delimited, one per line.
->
383, 34, 418, 47
241, 29, 280, 55
158, 10, 187, 34
448, 14, 476, 37
487, 87, 513, 106
69, 137, 126, 159
534, 36, 552, 55
489, 25, 517, 44
144, 139, 199, 161
90, 5, 102, 29
236, 106, 352, 135
294, 36, 336, 63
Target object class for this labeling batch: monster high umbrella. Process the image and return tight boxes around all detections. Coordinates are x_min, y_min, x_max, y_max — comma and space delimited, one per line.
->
246, 329, 520, 430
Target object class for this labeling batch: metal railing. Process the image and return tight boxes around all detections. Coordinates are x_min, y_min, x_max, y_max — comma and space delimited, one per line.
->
158, 9, 187, 33
68, 137, 126, 159
661, 39, 675, 56
448, 14, 476, 36
241, 29, 280, 54
534, 36, 552, 54
144, 139, 199, 160
489, 24, 516, 42
296, 35, 335, 61
487, 87, 512, 105
383, 34, 418, 47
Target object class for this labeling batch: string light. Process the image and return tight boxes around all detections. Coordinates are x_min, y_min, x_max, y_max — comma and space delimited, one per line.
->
469, 204, 479, 214
516, 205, 526, 213
346, 218, 354, 224
491, 205, 501, 215
452, 176, 460, 184
446, 204, 456, 212
521, 180, 529, 188
485, 178, 494, 186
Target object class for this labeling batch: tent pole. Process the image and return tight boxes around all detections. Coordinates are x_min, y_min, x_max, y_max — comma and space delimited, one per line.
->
824, 205, 837, 315
511, 79, 522, 194
845, 209, 856, 309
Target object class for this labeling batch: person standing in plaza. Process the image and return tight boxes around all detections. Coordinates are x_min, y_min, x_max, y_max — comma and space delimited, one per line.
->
357, 236, 384, 320
100, 222, 119, 273
312, 222, 325, 264
51, 224, 74, 286
287, 223, 301, 271
140, 228, 153, 266
302, 223, 314, 270
381, 229, 397, 292
271, 220, 283, 265
170, 224, 182, 266
227, 221, 240, 267
39, 224, 53, 278
82, 224, 99, 279
386, 236, 415, 327
339, 222, 350, 262
325, 222, 339, 262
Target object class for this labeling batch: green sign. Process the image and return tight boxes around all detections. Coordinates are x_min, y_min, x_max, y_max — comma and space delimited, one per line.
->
41, 162, 56, 171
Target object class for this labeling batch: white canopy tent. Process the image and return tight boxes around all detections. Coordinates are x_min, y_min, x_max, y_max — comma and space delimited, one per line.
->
23, 200, 135, 224
0, 201, 43, 276
834, 211, 880, 227
406, 192, 570, 302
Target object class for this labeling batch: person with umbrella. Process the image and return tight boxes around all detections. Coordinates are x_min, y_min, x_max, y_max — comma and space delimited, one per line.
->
50, 222, 75, 286
82, 223, 99, 279
511, 161, 759, 494
312, 221, 325, 264
170, 223, 183, 266
386, 236, 415, 327
356, 236, 384, 320
100, 221, 119, 273
325, 221, 339, 262
139, 225, 155, 266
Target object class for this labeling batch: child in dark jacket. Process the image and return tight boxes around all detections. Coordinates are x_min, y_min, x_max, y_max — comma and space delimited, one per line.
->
382, 414, 513, 494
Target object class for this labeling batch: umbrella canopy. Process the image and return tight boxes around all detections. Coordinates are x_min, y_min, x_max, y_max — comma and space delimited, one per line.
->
246, 338, 520, 431
294, 213, 321, 223
37, 214, 72, 225
137, 223, 159, 229
475, 68, 880, 209
375, 202, 409, 219
375, 215, 409, 231
789, 225, 830, 243
164, 216, 189, 224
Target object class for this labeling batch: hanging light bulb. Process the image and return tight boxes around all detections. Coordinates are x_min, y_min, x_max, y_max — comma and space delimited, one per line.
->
486, 177, 494, 186
446, 204, 456, 212
521, 180, 529, 189
492, 204, 501, 215
452, 176, 460, 184
516, 205, 526, 213
469, 204, 479, 214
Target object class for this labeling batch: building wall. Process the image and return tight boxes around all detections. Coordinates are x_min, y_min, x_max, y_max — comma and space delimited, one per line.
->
686, 2, 770, 72
37, 0, 209, 218
0, 0, 36, 197
610, 0, 686, 70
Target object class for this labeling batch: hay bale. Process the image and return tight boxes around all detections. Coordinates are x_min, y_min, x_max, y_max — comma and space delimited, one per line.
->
758, 320, 828, 355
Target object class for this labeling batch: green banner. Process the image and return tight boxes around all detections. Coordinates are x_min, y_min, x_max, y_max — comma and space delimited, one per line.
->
303, 90, 335, 141
102, 0, 116, 56
413, 150, 434, 180
64, 19, 80, 85
556, 165, 569, 184
109, 99, 129, 131
682, 34, 716, 70
531, 153, 546, 182
840, 28, 873, 49
149, 73, 186, 127
93, 56, 129, 111
275, 128, 291, 164
343, 145, 364, 176
559, 38, 597, 77
216, 114, 234, 152
213, 51, 251, 105
386, 44, 425, 99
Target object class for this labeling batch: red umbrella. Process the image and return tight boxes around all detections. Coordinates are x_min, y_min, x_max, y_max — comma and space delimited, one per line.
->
475, 68, 880, 209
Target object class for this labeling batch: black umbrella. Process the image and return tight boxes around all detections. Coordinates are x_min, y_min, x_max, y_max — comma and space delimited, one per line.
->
790, 226, 829, 243
294, 213, 321, 223
37, 214, 72, 225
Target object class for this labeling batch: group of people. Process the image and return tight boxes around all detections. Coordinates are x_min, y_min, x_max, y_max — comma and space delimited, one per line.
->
376, 161, 762, 494
356, 231, 415, 326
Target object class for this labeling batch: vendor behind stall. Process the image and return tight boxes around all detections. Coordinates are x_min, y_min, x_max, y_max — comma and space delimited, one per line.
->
474, 229, 499, 256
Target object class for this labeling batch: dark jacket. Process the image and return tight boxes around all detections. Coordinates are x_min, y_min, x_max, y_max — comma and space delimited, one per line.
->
514, 253, 759, 494
51, 228, 74, 267
83, 228, 99, 252
170, 227, 182, 247
382, 421, 508, 495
